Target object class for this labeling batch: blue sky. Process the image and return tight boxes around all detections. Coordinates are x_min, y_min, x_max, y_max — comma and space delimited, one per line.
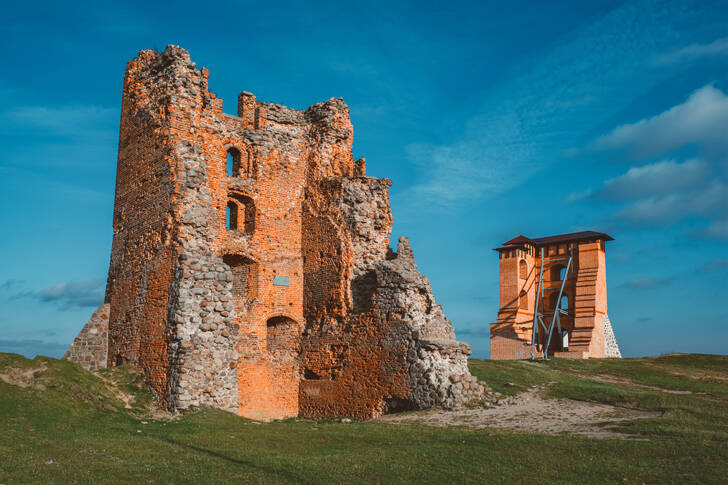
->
1, 0, 727, 359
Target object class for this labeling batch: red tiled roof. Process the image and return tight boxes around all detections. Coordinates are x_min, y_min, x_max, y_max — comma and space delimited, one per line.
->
495, 231, 613, 250
502, 235, 533, 245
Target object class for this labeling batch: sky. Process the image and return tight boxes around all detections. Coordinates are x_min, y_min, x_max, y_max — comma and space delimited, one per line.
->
1, 0, 727, 359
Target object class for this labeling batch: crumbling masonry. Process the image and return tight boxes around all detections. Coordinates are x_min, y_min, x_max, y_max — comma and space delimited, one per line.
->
65, 46, 483, 419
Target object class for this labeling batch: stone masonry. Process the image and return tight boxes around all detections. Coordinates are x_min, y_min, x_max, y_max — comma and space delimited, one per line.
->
64, 46, 483, 419
64, 303, 110, 371
490, 231, 621, 360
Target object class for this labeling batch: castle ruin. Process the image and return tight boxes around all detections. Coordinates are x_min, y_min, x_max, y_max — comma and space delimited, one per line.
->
64, 46, 483, 419
490, 232, 621, 360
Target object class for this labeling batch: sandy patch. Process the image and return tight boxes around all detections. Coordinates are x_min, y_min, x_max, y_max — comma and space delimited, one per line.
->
0, 362, 47, 390
378, 387, 660, 439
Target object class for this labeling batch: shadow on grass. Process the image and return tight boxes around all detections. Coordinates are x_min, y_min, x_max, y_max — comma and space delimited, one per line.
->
149, 433, 315, 484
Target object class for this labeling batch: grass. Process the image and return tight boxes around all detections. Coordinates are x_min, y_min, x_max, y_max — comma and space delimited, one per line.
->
1, 352, 727, 484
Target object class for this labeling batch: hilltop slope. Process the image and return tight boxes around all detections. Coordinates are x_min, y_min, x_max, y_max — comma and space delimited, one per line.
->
1, 352, 727, 484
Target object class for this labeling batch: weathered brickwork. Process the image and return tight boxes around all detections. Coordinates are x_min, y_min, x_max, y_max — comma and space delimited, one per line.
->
490, 232, 621, 360
64, 304, 110, 371
66, 45, 482, 419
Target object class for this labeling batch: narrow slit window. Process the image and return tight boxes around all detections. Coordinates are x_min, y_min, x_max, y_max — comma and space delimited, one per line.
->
226, 148, 241, 177
227, 201, 238, 230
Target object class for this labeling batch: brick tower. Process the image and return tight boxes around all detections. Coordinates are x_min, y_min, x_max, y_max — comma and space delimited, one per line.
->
64, 46, 483, 419
490, 231, 621, 360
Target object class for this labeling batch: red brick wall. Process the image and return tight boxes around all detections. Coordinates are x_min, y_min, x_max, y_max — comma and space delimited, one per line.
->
106, 50, 179, 405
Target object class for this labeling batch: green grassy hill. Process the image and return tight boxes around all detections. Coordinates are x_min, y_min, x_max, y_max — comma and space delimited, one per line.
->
1, 352, 727, 484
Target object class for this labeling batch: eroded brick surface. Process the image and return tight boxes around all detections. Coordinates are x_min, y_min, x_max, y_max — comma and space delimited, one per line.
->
66, 45, 482, 419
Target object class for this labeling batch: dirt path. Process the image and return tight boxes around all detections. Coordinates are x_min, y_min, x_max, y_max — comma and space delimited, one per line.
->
95, 373, 135, 409
378, 387, 660, 439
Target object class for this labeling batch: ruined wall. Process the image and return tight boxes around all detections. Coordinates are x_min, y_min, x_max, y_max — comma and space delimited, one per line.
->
105, 50, 181, 406
64, 304, 110, 371
300, 172, 483, 418
76, 45, 482, 419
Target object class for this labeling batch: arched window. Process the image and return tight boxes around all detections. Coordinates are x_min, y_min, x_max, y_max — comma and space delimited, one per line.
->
223, 254, 256, 302
551, 265, 564, 281
519, 290, 528, 310
227, 193, 255, 234
561, 295, 569, 310
227, 201, 237, 230
226, 147, 241, 177
266, 316, 298, 361
519, 259, 528, 279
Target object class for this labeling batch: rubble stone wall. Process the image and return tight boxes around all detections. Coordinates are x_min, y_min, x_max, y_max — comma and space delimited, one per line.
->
70, 45, 483, 419
603, 315, 622, 358
64, 304, 110, 371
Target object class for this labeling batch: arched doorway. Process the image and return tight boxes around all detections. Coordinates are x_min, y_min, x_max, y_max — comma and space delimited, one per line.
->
266, 316, 299, 362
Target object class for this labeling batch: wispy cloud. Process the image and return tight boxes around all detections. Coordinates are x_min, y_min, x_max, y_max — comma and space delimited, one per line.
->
590, 85, 728, 159
397, 2, 695, 209
0, 105, 116, 138
405, 110, 539, 205
12, 279, 105, 310
566, 189, 593, 203
698, 258, 728, 272
696, 218, 728, 240
455, 326, 491, 337
655, 36, 728, 65
612, 180, 727, 226
0, 279, 24, 292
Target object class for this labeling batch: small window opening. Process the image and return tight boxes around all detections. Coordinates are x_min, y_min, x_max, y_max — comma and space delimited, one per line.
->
519, 259, 528, 279
226, 148, 241, 177
551, 265, 564, 281
227, 201, 238, 230
227, 193, 255, 234
561, 295, 569, 310
519, 290, 528, 310
560, 267, 567, 281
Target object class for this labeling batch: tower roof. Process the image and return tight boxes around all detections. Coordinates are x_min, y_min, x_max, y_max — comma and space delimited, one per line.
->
494, 231, 613, 251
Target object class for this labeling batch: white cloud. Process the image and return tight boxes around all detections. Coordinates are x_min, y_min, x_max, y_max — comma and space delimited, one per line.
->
395, 1, 703, 209
613, 180, 728, 225
701, 218, 728, 239
599, 159, 710, 200
591, 85, 728, 158
655, 36, 728, 65
566, 189, 593, 203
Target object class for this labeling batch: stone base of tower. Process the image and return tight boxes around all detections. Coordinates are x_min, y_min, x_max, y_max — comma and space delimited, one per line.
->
489, 315, 622, 360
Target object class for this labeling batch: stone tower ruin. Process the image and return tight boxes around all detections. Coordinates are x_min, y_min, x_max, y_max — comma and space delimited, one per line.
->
490, 232, 621, 360
64, 46, 483, 419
